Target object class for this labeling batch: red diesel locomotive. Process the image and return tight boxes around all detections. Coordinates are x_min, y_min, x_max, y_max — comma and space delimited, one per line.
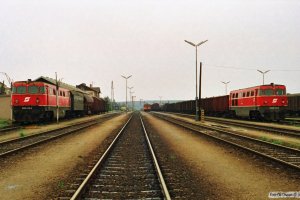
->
161, 83, 288, 120
12, 77, 107, 122
12, 80, 71, 121
229, 83, 287, 120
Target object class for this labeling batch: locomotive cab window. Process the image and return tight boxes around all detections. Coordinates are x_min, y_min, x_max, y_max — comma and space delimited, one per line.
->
260, 89, 273, 96
250, 91, 254, 96
275, 89, 285, 95
16, 86, 26, 94
40, 87, 46, 94
12, 87, 17, 93
28, 86, 39, 94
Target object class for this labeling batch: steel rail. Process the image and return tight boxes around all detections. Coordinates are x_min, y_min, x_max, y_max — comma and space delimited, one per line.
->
0, 113, 120, 157
0, 125, 22, 133
140, 115, 171, 200
0, 113, 119, 144
70, 115, 133, 200
206, 117, 300, 137
157, 112, 300, 137
152, 113, 300, 171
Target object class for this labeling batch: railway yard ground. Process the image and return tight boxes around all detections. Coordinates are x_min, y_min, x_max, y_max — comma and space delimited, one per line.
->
158, 112, 300, 149
0, 111, 299, 199
0, 114, 118, 142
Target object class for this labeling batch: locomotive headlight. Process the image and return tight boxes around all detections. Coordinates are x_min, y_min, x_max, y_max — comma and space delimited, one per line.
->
15, 99, 19, 104
264, 100, 268, 104
282, 100, 285, 104
36, 98, 40, 104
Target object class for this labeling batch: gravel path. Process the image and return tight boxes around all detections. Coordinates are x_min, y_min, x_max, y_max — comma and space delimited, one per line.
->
143, 112, 300, 200
0, 113, 129, 200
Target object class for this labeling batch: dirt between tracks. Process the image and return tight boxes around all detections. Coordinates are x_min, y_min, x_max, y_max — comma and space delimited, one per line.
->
158, 112, 300, 149
0, 114, 115, 142
0, 113, 129, 200
143, 112, 300, 200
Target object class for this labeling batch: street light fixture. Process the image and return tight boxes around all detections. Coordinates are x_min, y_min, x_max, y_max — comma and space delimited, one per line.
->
129, 91, 134, 111
121, 75, 132, 111
221, 81, 230, 95
184, 39, 208, 121
132, 95, 136, 111
128, 86, 134, 110
159, 96, 162, 105
257, 70, 270, 85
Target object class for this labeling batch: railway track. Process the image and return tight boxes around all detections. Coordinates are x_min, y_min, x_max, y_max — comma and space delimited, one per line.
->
0, 125, 22, 133
152, 112, 300, 171
0, 113, 120, 157
64, 113, 170, 200
160, 112, 300, 137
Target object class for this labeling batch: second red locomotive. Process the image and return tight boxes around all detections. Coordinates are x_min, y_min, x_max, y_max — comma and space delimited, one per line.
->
160, 83, 288, 120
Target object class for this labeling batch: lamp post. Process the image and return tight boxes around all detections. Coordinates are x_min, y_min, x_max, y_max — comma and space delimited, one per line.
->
184, 39, 208, 121
121, 75, 132, 111
129, 91, 134, 111
132, 95, 136, 111
257, 70, 270, 85
221, 81, 230, 95
128, 86, 133, 111
159, 96, 162, 105
0, 72, 13, 121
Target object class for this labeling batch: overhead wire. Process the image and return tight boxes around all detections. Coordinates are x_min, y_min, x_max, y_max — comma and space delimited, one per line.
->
204, 65, 300, 72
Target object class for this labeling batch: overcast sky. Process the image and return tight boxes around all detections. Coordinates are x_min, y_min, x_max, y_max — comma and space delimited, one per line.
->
0, 0, 299, 101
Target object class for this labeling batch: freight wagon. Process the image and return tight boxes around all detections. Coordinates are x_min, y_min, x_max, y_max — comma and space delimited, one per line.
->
285, 93, 300, 116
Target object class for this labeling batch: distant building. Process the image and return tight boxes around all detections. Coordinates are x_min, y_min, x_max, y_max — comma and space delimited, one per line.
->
76, 83, 101, 98
0, 81, 10, 95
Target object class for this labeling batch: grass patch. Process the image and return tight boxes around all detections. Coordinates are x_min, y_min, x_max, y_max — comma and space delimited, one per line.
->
271, 139, 283, 145
259, 136, 283, 145
0, 119, 9, 128
259, 136, 269, 141
19, 131, 26, 138
58, 181, 64, 189
259, 135, 300, 150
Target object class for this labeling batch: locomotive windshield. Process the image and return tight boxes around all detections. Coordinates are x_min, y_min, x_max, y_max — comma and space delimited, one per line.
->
28, 86, 39, 94
275, 89, 285, 95
259, 88, 286, 96
40, 87, 46, 94
13, 86, 26, 94
259, 89, 273, 96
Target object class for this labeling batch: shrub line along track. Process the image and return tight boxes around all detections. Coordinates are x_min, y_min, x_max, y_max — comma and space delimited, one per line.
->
0, 113, 120, 158
161, 112, 300, 137
68, 113, 171, 200
152, 112, 300, 171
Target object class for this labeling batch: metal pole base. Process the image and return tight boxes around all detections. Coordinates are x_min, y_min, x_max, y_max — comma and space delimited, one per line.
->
195, 112, 200, 121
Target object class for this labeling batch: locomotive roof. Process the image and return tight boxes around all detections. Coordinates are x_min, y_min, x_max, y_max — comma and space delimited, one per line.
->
230, 83, 285, 93
34, 76, 87, 94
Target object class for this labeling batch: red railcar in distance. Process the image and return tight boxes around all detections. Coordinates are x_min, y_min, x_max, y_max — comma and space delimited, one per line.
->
12, 80, 71, 122
143, 104, 151, 112
202, 95, 229, 116
229, 83, 287, 120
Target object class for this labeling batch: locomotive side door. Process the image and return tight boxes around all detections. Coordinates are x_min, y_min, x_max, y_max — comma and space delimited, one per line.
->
46, 85, 49, 106
254, 89, 258, 109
